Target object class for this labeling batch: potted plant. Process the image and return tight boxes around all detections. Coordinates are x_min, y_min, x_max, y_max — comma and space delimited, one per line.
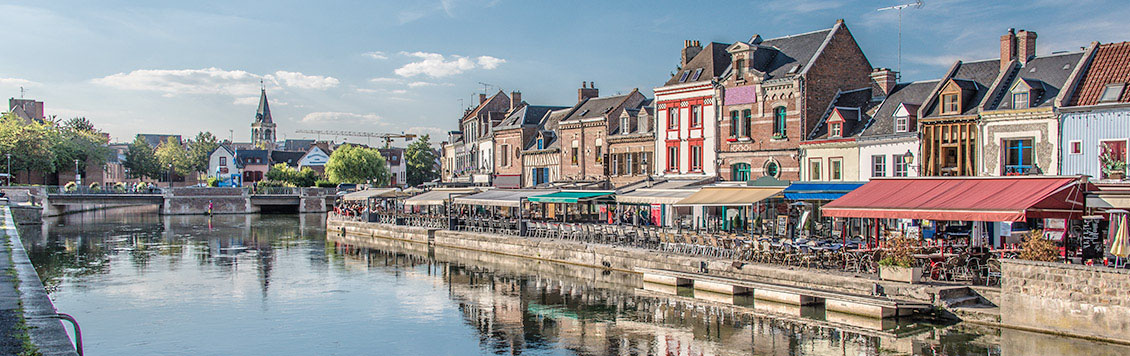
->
878, 235, 922, 283
1100, 146, 1127, 180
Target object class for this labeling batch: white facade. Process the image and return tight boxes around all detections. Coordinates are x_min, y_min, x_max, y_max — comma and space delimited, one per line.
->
654, 82, 719, 178
298, 146, 329, 169
857, 137, 919, 179
208, 147, 239, 178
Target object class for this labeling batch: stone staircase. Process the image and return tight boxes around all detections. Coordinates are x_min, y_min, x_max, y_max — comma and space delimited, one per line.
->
937, 286, 1001, 325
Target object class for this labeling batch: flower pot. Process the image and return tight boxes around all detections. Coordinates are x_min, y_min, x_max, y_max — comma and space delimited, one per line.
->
1107, 171, 1125, 180
879, 265, 923, 284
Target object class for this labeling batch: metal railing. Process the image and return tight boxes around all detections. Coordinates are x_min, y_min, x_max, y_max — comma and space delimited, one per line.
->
44, 185, 163, 195
246, 187, 299, 195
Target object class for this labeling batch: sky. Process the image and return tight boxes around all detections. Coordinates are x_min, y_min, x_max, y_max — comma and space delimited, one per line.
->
1, 0, 1128, 146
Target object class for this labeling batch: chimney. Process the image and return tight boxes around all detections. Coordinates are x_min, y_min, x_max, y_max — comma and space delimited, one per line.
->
1001, 28, 1017, 72
870, 68, 898, 98
1017, 30, 1037, 65
510, 91, 522, 110
682, 40, 703, 66
478, 93, 487, 104
578, 81, 599, 102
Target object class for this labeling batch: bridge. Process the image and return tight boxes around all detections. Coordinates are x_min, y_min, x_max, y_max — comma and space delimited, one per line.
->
2, 186, 337, 216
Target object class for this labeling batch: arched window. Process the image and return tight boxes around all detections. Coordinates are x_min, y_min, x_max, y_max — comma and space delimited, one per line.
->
773, 107, 787, 137
732, 163, 751, 181
763, 160, 779, 178
742, 109, 752, 138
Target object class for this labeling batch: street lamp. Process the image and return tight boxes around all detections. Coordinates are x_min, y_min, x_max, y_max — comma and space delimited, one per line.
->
903, 149, 919, 174
5, 153, 10, 186
74, 159, 81, 187
168, 163, 173, 189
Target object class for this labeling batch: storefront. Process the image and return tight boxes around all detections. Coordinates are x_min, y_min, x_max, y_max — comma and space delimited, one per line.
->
672, 185, 785, 232
613, 188, 699, 226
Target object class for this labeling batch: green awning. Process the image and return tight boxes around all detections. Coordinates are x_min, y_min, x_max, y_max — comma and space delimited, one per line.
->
527, 191, 614, 203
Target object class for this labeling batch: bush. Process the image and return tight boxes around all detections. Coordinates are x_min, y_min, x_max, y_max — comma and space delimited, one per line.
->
256, 179, 294, 188
89, 182, 101, 192
207, 177, 219, 187
1019, 229, 1059, 262
63, 181, 77, 193
315, 179, 337, 188
135, 182, 149, 192
112, 182, 127, 193
878, 235, 917, 268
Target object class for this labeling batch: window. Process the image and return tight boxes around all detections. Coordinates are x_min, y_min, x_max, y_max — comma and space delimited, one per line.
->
1100, 140, 1127, 180
773, 107, 787, 138
667, 108, 679, 129
942, 93, 960, 114
895, 114, 909, 133
219, 157, 227, 166
732, 163, 751, 181
691, 105, 701, 128
742, 109, 752, 138
830, 158, 843, 181
595, 141, 603, 163
667, 145, 679, 172
626, 153, 634, 175
1070, 140, 1082, 155
536, 137, 544, 150
621, 116, 630, 134
729, 110, 739, 138
735, 59, 745, 80
1100, 83, 1125, 103
809, 159, 822, 180
571, 140, 579, 165
690, 144, 702, 171
763, 160, 779, 178
871, 155, 887, 177
500, 144, 509, 166
691, 68, 703, 81
1004, 138, 1034, 175
893, 155, 908, 177
830, 123, 842, 137
679, 70, 690, 82
1012, 92, 1030, 109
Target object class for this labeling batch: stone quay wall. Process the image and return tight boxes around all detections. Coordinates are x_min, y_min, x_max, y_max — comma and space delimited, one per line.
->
1001, 259, 1130, 344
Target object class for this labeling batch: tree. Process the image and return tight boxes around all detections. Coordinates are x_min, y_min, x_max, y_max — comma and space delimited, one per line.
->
187, 131, 219, 173
124, 136, 161, 179
265, 163, 320, 187
406, 134, 438, 186
325, 144, 389, 185
155, 137, 194, 176
0, 113, 56, 182
51, 117, 111, 175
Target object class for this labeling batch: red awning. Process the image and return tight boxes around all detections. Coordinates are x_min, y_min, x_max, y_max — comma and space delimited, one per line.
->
822, 176, 1091, 222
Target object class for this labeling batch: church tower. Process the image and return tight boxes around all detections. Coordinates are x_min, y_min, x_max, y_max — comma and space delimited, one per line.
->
250, 88, 277, 149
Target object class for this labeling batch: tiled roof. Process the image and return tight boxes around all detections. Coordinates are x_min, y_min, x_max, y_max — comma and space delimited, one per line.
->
755, 28, 834, 79
664, 42, 732, 86
495, 104, 568, 130
807, 88, 875, 140
861, 80, 938, 137
283, 139, 315, 151
924, 59, 1000, 117
560, 93, 634, 122
137, 134, 182, 148
270, 150, 305, 166
236, 149, 269, 165
256, 89, 272, 124
988, 52, 1083, 110
1069, 42, 1130, 106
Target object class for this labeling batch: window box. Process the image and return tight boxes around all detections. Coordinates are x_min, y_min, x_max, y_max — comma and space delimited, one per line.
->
771, 133, 787, 140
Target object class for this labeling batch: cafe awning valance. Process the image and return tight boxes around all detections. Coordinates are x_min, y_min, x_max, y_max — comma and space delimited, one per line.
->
616, 189, 699, 205
403, 188, 479, 206
673, 186, 784, 206
453, 189, 554, 207
782, 182, 865, 200
822, 176, 1091, 222
527, 191, 614, 203
341, 188, 400, 201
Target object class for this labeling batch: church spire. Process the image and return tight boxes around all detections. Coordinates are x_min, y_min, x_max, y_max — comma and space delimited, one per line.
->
256, 88, 272, 123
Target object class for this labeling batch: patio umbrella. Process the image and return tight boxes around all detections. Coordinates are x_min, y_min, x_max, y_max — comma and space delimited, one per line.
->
1110, 214, 1129, 258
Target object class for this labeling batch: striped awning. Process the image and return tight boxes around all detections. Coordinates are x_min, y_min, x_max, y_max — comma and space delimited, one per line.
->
341, 188, 400, 201
615, 189, 699, 205
453, 189, 554, 207
403, 188, 480, 206
673, 186, 784, 206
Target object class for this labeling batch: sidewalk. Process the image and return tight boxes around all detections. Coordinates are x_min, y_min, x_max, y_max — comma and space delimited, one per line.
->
0, 227, 25, 355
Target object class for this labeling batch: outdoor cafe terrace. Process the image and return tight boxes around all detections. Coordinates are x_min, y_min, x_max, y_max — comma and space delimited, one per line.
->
332, 176, 1130, 287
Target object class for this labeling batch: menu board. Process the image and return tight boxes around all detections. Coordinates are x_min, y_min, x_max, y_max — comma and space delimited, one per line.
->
777, 216, 789, 236
1082, 218, 1103, 260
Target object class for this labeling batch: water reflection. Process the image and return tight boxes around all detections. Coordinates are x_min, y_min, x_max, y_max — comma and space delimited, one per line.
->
18, 208, 1130, 355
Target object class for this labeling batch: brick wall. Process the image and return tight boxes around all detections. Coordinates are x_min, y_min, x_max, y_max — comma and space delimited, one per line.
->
558, 123, 607, 181
803, 23, 874, 137
1001, 259, 1130, 343
492, 128, 526, 177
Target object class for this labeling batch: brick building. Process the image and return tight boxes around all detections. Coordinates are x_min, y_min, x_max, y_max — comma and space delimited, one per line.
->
718, 20, 874, 181
443, 91, 511, 184
492, 92, 567, 188
607, 101, 655, 187
556, 84, 647, 185
522, 108, 573, 187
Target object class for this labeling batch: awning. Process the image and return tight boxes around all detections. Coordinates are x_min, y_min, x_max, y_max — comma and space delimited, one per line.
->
783, 182, 865, 200
453, 189, 554, 207
822, 176, 1091, 222
673, 186, 784, 206
1087, 184, 1130, 210
616, 189, 699, 205
527, 191, 614, 203
403, 188, 479, 206
341, 188, 400, 201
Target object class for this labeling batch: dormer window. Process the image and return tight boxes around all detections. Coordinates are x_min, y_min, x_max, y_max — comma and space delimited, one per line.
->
735, 59, 745, 81
679, 70, 690, 82
691, 68, 703, 81
895, 114, 909, 133
830, 123, 842, 137
536, 136, 544, 150
1100, 83, 1125, 103
942, 93, 960, 114
621, 116, 630, 135
1012, 92, 1030, 109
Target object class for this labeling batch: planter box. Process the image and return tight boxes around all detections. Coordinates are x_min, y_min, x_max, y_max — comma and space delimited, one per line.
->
879, 265, 923, 284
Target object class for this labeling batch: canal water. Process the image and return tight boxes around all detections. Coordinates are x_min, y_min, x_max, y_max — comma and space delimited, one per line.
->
17, 208, 1130, 355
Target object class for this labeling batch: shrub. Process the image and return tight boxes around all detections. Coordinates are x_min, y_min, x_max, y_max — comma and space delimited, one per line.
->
256, 179, 294, 188
112, 182, 127, 193
1019, 229, 1059, 262
315, 179, 337, 188
135, 182, 149, 192
63, 181, 77, 193
878, 235, 917, 268
89, 182, 101, 192
207, 177, 219, 187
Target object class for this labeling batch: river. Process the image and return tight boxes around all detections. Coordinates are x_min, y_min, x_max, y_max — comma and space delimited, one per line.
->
16, 207, 1130, 355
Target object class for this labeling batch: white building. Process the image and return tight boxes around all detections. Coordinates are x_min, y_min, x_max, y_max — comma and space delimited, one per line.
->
654, 41, 729, 179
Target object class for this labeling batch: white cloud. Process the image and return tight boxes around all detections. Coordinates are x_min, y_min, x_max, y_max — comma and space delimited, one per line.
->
301, 111, 382, 125
407, 81, 453, 88
393, 51, 505, 78
91, 67, 339, 97
370, 77, 404, 84
232, 96, 259, 105
363, 51, 389, 60
0, 77, 37, 87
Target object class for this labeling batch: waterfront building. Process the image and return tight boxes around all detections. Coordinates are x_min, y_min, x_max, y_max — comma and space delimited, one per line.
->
856, 77, 937, 179
654, 41, 730, 180
607, 102, 655, 188
378, 147, 407, 187
799, 88, 873, 181
521, 108, 573, 187
444, 91, 511, 184
718, 20, 874, 182
916, 57, 1000, 176
297, 143, 332, 173
979, 30, 1084, 176
492, 93, 567, 188
207, 144, 241, 179
8, 97, 45, 123
236, 149, 270, 183
555, 84, 647, 187
1059, 41, 1130, 181
250, 88, 277, 149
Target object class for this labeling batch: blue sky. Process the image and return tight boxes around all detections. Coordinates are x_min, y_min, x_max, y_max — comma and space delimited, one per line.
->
1, 0, 1127, 145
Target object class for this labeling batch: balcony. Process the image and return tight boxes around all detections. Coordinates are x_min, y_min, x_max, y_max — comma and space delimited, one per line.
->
1004, 165, 1033, 176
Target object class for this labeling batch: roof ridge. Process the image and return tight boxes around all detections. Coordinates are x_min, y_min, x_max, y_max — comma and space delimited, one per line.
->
760, 27, 833, 42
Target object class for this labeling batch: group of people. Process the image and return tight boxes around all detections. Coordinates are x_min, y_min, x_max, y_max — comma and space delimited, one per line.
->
333, 202, 368, 219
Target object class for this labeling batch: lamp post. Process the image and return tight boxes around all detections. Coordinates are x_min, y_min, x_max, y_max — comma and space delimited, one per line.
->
903, 149, 918, 175
74, 159, 81, 187
168, 163, 173, 189
5, 153, 10, 186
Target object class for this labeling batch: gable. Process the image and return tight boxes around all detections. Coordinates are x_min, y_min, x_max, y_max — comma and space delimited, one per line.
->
300, 147, 330, 166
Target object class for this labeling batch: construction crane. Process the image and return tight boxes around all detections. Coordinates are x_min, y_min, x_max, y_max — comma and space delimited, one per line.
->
878, 0, 924, 80
294, 129, 416, 148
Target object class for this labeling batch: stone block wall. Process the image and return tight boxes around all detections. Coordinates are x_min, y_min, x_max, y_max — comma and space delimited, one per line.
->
1001, 259, 1130, 343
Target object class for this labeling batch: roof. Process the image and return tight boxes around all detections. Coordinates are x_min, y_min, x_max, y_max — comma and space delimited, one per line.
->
527, 190, 615, 203
461, 90, 509, 122
861, 80, 939, 137
1068, 42, 1130, 106
807, 88, 875, 140
665, 42, 732, 86
235, 149, 269, 165
341, 188, 401, 201
283, 139, 315, 151
270, 150, 305, 166
616, 188, 699, 205
255, 89, 272, 124
822, 176, 1091, 222
452, 189, 553, 207
137, 134, 182, 148
988, 52, 1084, 110
782, 181, 865, 200
674, 186, 784, 206
561, 93, 634, 122
496, 105, 568, 130
727, 27, 836, 80
210, 144, 236, 157
924, 59, 1001, 117
404, 188, 481, 206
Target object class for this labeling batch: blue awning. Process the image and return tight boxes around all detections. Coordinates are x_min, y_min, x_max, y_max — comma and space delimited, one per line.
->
782, 182, 865, 201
